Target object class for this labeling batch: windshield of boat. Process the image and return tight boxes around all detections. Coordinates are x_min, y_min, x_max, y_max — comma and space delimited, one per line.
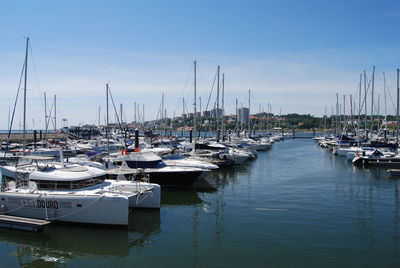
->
162, 154, 184, 160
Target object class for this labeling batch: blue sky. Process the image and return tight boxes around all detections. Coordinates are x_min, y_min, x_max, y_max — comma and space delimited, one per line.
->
1, 0, 400, 129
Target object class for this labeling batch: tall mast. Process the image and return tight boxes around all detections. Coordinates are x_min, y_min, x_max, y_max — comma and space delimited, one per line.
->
23, 37, 29, 153
98, 106, 101, 127
235, 99, 238, 130
336, 93, 339, 135
377, 94, 380, 129
142, 104, 145, 124
358, 74, 361, 137
343, 95, 345, 133
350, 95, 353, 131
396, 69, 399, 147
106, 83, 110, 155
216, 65, 220, 132
248, 89, 251, 135
54, 95, 57, 138
120, 103, 123, 124
44, 92, 47, 141
193, 60, 197, 141
383, 72, 387, 126
222, 73, 225, 139
182, 97, 185, 117
370, 66, 375, 136
324, 105, 327, 136
364, 71, 367, 138
162, 93, 165, 125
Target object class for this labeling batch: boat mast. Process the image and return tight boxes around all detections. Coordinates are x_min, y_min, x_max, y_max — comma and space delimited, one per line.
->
396, 69, 399, 147
142, 104, 145, 124
162, 93, 165, 126
357, 74, 361, 138
350, 95, 353, 132
222, 73, 225, 140
120, 103, 123, 125
343, 95, 346, 134
44, 92, 47, 142
216, 65, 220, 133
364, 71, 367, 138
324, 105, 327, 137
370, 66, 375, 136
193, 60, 197, 144
383, 72, 387, 129
54, 94, 57, 140
336, 93, 339, 135
23, 37, 29, 153
248, 89, 251, 136
235, 99, 238, 131
106, 83, 110, 155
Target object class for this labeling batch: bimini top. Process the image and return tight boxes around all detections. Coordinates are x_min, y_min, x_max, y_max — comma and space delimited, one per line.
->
29, 164, 106, 181
123, 151, 162, 162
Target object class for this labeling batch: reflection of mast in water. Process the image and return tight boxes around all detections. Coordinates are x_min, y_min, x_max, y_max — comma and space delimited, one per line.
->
129, 209, 161, 256
393, 183, 400, 255
211, 165, 249, 189
191, 205, 200, 268
214, 183, 225, 249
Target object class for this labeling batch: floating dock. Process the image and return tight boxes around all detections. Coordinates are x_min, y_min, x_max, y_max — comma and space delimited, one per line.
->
0, 215, 51, 232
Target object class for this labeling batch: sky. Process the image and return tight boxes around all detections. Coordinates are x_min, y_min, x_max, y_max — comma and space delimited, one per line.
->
1, 0, 400, 129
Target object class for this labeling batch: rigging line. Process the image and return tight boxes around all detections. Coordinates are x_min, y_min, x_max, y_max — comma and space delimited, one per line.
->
108, 87, 127, 147
356, 76, 372, 115
45, 98, 55, 134
386, 83, 397, 115
4, 58, 26, 156
173, 62, 194, 116
198, 68, 218, 138
154, 96, 163, 125
28, 41, 45, 112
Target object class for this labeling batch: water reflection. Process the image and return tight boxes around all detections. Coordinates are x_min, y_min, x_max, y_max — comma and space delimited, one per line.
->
1, 209, 160, 267
332, 153, 400, 255
161, 189, 203, 206
208, 164, 251, 189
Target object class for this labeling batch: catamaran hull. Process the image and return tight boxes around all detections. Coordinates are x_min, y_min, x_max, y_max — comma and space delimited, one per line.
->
0, 193, 129, 227
111, 181, 161, 209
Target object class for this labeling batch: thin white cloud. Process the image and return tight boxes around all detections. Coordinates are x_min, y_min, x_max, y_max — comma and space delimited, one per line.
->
1, 47, 399, 129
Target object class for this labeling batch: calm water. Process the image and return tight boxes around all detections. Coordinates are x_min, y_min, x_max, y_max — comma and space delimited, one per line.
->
1, 139, 400, 267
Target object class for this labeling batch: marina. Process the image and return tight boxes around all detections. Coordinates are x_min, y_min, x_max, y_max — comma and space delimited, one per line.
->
0, 138, 399, 267
2, 1, 400, 267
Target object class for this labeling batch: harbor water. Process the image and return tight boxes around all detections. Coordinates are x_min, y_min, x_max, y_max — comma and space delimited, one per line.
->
1, 139, 399, 267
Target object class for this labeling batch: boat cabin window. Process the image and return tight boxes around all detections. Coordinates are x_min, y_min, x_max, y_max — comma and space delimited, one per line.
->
32, 175, 106, 190
116, 160, 166, 168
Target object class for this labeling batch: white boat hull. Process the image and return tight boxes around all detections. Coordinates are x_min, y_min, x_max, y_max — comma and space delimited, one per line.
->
111, 181, 161, 209
0, 192, 129, 227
